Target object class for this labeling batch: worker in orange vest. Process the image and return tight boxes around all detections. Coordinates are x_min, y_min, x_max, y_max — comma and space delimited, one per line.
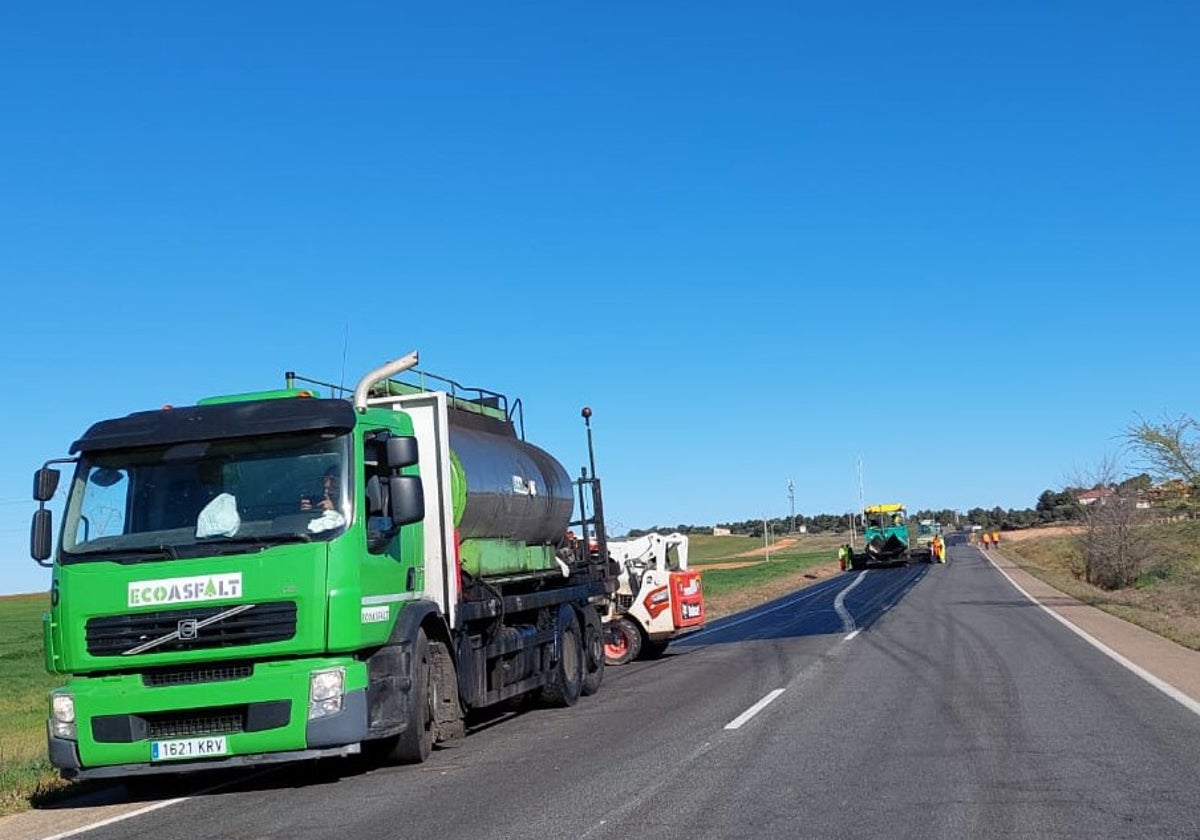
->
981, 531, 991, 550
992, 530, 1001, 547
931, 533, 945, 563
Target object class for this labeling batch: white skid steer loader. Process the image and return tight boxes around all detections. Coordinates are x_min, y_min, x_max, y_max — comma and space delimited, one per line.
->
602, 532, 705, 664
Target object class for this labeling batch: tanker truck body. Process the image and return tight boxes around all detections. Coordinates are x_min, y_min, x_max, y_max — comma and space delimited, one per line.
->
30, 352, 613, 780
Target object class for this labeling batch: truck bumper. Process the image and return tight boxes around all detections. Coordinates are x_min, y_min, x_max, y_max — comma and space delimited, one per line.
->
51, 657, 370, 779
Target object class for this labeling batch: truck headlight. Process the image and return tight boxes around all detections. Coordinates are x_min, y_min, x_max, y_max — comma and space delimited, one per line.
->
51, 692, 76, 739
309, 667, 345, 720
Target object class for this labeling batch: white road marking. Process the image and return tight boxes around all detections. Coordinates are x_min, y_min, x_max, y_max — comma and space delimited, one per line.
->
984, 550, 1200, 719
833, 570, 868, 634
39, 798, 190, 839
843, 629, 861, 641
725, 689, 785, 730
38, 768, 276, 839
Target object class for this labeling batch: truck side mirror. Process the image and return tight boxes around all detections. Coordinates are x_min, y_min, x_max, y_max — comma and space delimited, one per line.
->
384, 436, 419, 469
31, 508, 53, 563
388, 475, 424, 526
34, 468, 60, 502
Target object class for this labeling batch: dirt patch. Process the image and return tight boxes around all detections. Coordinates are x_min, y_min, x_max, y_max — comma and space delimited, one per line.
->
999, 524, 1081, 543
730, 536, 801, 558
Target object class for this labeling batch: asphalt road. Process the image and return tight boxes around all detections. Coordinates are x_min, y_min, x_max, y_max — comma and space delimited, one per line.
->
20, 544, 1200, 839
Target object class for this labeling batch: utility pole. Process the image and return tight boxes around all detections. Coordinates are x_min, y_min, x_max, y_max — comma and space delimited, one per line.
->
763, 517, 771, 562
857, 455, 865, 513
852, 455, 866, 550
788, 478, 795, 534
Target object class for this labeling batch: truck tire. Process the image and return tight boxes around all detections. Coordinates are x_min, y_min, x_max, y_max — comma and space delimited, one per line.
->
540, 604, 584, 707
579, 605, 605, 696
604, 616, 642, 666
388, 628, 435, 763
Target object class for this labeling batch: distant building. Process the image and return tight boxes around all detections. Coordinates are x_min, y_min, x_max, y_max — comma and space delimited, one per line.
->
1147, 479, 1192, 503
712, 527, 731, 536
1077, 487, 1116, 506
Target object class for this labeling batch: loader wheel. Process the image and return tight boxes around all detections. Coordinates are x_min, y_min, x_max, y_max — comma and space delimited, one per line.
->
580, 605, 605, 696
604, 617, 642, 666
540, 604, 584, 707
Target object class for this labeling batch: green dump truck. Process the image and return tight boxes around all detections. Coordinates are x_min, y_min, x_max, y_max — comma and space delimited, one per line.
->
30, 351, 615, 779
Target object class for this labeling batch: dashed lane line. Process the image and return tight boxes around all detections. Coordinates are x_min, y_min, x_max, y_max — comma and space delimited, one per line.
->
724, 689, 786, 730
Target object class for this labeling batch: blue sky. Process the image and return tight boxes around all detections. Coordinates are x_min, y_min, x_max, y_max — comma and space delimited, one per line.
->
2, 1, 1197, 595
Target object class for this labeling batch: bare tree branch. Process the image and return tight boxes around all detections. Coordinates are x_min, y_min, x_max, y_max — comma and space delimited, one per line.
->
1123, 412, 1200, 483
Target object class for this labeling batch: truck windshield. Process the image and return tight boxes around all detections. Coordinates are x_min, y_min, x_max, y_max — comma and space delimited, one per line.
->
60, 432, 351, 562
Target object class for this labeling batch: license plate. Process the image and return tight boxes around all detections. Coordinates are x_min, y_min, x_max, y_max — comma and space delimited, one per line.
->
150, 736, 228, 762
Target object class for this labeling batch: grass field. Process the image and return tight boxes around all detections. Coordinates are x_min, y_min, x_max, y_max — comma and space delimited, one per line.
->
685, 534, 768, 563
685, 532, 845, 617
0, 593, 68, 817
686, 531, 847, 565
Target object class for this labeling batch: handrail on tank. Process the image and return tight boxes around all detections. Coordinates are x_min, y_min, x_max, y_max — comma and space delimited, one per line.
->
372, 367, 523, 436
353, 351, 420, 413
508, 398, 525, 441
411, 370, 510, 422
288, 352, 526, 437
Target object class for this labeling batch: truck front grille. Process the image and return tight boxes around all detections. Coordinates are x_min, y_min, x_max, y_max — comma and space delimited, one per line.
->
91, 700, 292, 743
146, 708, 245, 739
86, 602, 297, 657
143, 662, 255, 687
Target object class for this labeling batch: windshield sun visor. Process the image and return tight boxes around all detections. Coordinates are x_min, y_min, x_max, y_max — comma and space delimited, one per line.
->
71, 398, 357, 454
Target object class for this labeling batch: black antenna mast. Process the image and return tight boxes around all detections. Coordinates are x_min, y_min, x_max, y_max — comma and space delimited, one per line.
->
338, 323, 350, 397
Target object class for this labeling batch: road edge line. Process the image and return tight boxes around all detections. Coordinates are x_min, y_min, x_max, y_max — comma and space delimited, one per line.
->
39, 798, 190, 840
983, 550, 1200, 718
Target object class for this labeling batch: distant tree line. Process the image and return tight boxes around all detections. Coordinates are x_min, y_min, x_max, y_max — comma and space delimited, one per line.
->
625, 477, 1157, 539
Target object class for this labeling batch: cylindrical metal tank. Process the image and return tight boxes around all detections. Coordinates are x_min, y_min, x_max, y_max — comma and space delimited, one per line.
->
446, 420, 574, 547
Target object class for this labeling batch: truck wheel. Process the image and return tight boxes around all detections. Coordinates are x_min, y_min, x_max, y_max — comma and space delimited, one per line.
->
540, 604, 583, 707
580, 605, 605, 696
604, 616, 642, 666
388, 628, 435, 763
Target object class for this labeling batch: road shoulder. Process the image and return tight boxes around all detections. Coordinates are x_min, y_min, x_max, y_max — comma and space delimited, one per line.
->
987, 547, 1200, 709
